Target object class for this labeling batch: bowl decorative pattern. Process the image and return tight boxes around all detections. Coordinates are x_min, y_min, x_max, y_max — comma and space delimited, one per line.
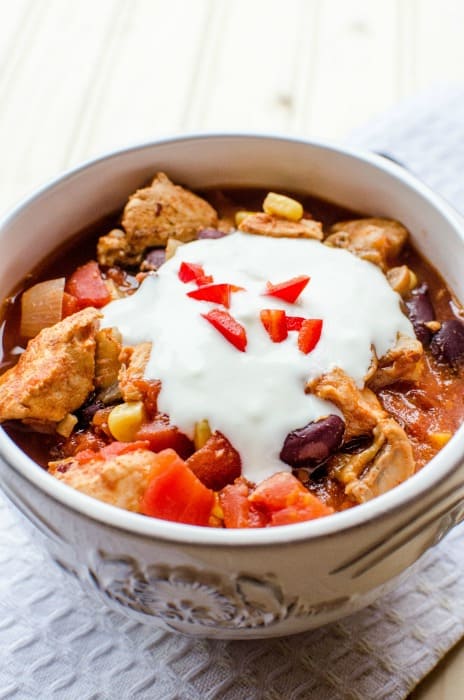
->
90, 553, 352, 632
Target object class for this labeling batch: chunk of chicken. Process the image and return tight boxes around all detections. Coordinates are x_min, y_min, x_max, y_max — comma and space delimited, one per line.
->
49, 449, 157, 511
368, 333, 424, 391
328, 418, 415, 503
386, 265, 417, 297
97, 229, 143, 267
118, 342, 153, 402
95, 327, 122, 390
0, 308, 101, 424
325, 218, 408, 270
97, 173, 218, 267
238, 212, 323, 240
307, 367, 385, 439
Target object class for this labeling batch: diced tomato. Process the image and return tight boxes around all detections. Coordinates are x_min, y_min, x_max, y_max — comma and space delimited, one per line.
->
249, 472, 333, 525
178, 261, 213, 285
264, 275, 310, 304
297, 318, 323, 354
139, 449, 215, 526
219, 479, 268, 528
260, 309, 288, 343
65, 261, 111, 309
286, 315, 305, 332
202, 309, 247, 352
136, 415, 194, 459
75, 440, 150, 464
186, 432, 241, 490
269, 504, 331, 526
188, 283, 233, 308
100, 440, 150, 459
62, 292, 80, 318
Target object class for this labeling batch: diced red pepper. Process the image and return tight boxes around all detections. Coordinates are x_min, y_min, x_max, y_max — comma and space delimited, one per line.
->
219, 479, 268, 528
178, 261, 214, 286
188, 283, 232, 308
297, 319, 323, 354
249, 472, 333, 525
62, 292, 80, 318
65, 261, 111, 309
260, 309, 288, 343
196, 274, 214, 286
179, 262, 205, 283
264, 275, 310, 304
286, 315, 305, 332
186, 432, 241, 490
139, 449, 215, 526
202, 309, 247, 352
136, 415, 194, 460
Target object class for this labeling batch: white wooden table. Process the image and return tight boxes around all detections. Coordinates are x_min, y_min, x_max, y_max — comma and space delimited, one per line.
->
0, 1, 463, 696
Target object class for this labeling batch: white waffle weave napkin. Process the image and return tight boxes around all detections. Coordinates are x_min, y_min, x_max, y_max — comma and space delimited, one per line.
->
1, 86, 464, 700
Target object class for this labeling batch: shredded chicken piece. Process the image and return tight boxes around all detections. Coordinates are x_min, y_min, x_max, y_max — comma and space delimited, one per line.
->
329, 418, 415, 503
325, 217, 408, 270
368, 333, 424, 391
308, 366, 415, 503
307, 367, 385, 439
238, 212, 323, 240
0, 308, 101, 424
118, 342, 153, 402
49, 449, 158, 511
97, 173, 218, 267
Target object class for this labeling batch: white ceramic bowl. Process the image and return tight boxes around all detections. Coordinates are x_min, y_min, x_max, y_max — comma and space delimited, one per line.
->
0, 135, 463, 639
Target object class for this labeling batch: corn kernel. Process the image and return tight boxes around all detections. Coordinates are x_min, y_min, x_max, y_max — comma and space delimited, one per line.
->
165, 238, 184, 260
428, 431, 452, 449
263, 192, 303, 222
194, 419, 212, 450
108, 401, 145, 442
235, 210, 257, 227
211, 493, 224, 520
211, 502, 224, 520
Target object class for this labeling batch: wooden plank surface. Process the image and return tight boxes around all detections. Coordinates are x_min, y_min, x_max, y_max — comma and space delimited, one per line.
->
0, 0, 463, 696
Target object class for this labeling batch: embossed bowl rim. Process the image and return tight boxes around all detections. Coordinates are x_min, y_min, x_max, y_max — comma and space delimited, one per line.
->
0, 133, 463, 547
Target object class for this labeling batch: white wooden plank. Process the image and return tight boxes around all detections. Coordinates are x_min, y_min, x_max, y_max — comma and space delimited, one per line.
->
0, 0, 31, 64
186, 0, 314, 132
0, 0, 123, 211
67, 0, 212, 164
305, 0, 401, 139
413, 0, 464, 89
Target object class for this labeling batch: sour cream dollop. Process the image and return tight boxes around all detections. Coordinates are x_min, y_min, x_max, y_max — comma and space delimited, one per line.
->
102, 232, 413, 482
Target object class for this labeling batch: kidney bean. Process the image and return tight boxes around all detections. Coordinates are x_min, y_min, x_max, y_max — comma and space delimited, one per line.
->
197, 228, 227, 239
430, 319, 464, 368
405, 283, 435, 346
280, 415, 345, 472
141, 248, 166, 271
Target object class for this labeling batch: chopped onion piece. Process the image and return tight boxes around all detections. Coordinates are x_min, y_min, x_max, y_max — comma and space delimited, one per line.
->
20, 278, 65, 338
